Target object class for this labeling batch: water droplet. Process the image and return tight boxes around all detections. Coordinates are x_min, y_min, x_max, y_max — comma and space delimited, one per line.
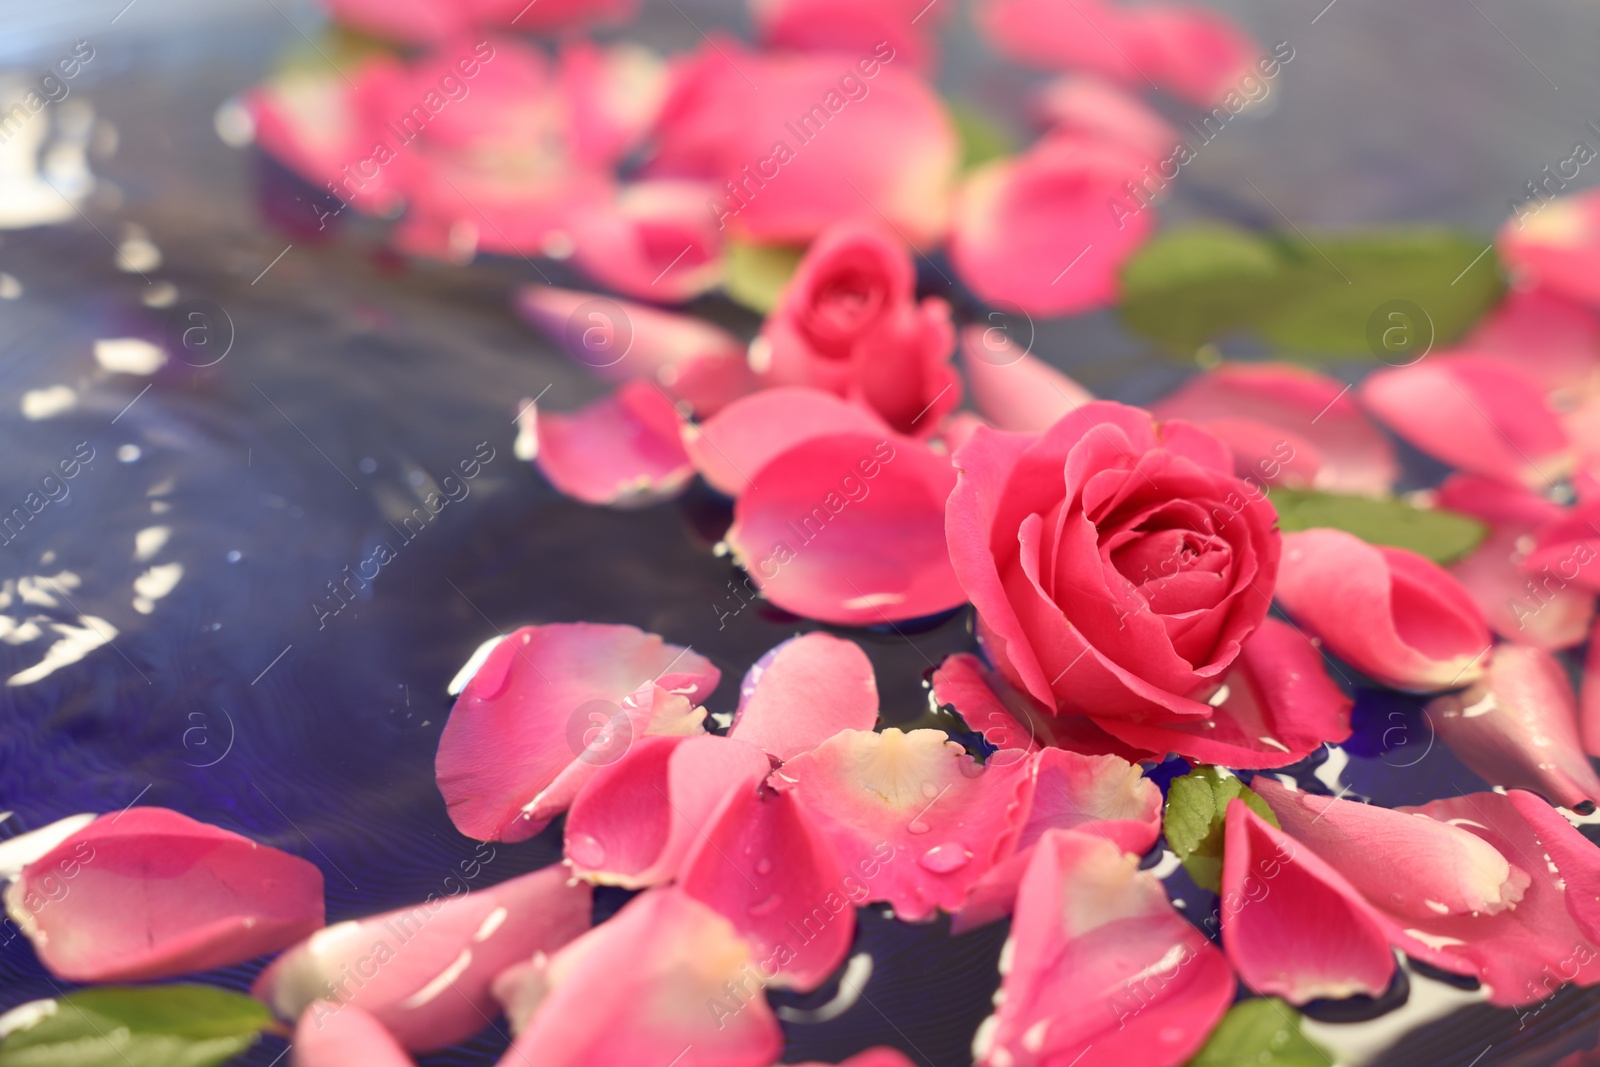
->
921, 781, 940, 798
919, 843, 970, 873
754, 857, 773, 875
907, 818, 931, 835
226, 550, 242, 563
568, 833, 606, 868
748, 893, 782, 916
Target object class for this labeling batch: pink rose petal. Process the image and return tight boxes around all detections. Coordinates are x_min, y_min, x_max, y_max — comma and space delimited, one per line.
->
567, 180, 726, 302
754, 0, 940, 70
978, 829, 1235, 1067
793, 1052, 918, 1067
725, 432, 965, 626
495, 887, 784, 1067
949, 136, 1155, 316
557, 41, 668, 169
3, 807, 324, 983
526, 381, 696, 507
684, 387, 892, 498
1152, 363, 1398, 495
1220, 800, 1397, 1004
1468, 286, 1600, 397
256, 865, 590, 1051
928, 652, 1146, 760
564, 733, 771, 887
954, 747, 1161, 932
1360, 354, 1573, 490
434, 622, 718, 842
728, 632, 879, 762
514, 285, 757, 418
680, 786, 853, 992
1035, 75, 1180, 161
777, 728, 1030, 921
1438, 474, 1595, 650
1275, 529, 1492, 691
292, 1002, 414, 1067
1521, 497, 1600, 595
1498, 187, 1600, 310
650, 41, 958, 246
959, 324, 1094, 434
1428, 645, 1600, 810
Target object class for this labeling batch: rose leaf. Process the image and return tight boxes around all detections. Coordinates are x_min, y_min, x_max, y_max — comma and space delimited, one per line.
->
1163, 765, 1278, 893
0, 984, 274, 1067
1187, 998, 1330, 1067
1268, 489, 1487, 564
722, 240, 805, 314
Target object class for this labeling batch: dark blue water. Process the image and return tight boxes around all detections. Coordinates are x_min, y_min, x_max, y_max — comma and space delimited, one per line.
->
1, 0, 1599, 1064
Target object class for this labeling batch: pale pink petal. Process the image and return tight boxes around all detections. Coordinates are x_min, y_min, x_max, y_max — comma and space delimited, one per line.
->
1498, 188, 1600, 310
1428, 645, 1600, 810
728, 632, 879, 762
564, 734, 771, 887
1438, 474, 1595, 650
979, 829, 1235, 1067
1275, 529, 1492, 691
567, 180, 725, 302
1035, 75, 1179, 161
684, 387, 892, 498
1468, 286, 1600, 396
256, 866, 590, 1051
1092, 615, 1353, 767
959, 325, 1093, 433
1152, 363, 1398, 495
2, 808, 323, 983
527, 381, 695, 507
680, 786, 852, 992
650, 42, 958, 246
1221, 800, 1397, 1003
949, 137, 1154, 317
514, 285, 757, 418
434, 622, 718, 842
1251, 778, 1530, 924
754, 0, 938, 70
980, 0, 1261, 107
777, 728, 1030, 921
292, 1003, 414, 1067
1361, 354, 1574, 489
725, 433, 965, 625
496, 888, 783, 1067
1391, 790, 1600, 1006
557, 41, 668, 169
955, 747, 1160, 932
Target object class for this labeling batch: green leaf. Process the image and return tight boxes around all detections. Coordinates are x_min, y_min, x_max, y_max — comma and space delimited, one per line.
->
1269, 489, 1487, 564
1163, 765, 1278, 893
722, 240, 805, 313
0, 985, 273, 1067
947, 100, 1019, 172
1187, 998, 1330, 1067
1118, 224, 1504, 359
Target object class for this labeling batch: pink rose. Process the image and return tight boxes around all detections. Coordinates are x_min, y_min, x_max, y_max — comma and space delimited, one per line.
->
946, 402, 1318, 763
759, 221, 957, 436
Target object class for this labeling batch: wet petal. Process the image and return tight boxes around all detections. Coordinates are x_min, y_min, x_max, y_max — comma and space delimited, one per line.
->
728, 632, 879, 762
959, 324, 1093, 433
680, 787, 852, 992
292, 1003, 414, 1067
685, 387, 892, 498
1360, 354, 1573, 490
567, 180, 725, 302
526, 381, 695, 507
1152, 362, 1397, 495
1275, 529, 1492, 691
725, 433, 965, 626
978, 829, 1235, 1067
497, 888, 783, 1067
514, 285, 757, 418
2, 808, 324, 983
1251, 778, 1529, 924
1498, 187, 1600, 310
1522, 497, 1600, 596
564, 734, 771, 887
256, 866, 590, 1051
1220, 801, 1397, 1004
1428, 645, 1600, 810
949, 137, 1154, 316
434, 622, 717, 842
777, 728, 1030, 921
1467, 286, 1600, 397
